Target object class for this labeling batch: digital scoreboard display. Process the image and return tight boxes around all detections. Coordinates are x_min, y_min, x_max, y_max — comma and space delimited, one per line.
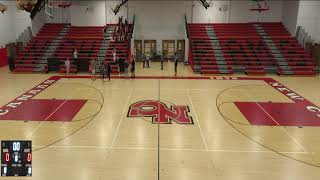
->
1, 141, 32, 177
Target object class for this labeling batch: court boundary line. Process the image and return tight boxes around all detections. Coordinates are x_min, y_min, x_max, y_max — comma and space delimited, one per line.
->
1, 75, 319, 168
111, 88, 133, 147
187, 89, 208, 151
2, 75, 319, 122
31, 145, 309, 154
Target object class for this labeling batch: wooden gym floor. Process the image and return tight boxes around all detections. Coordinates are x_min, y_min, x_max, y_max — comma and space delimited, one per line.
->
0, 62, 320, 180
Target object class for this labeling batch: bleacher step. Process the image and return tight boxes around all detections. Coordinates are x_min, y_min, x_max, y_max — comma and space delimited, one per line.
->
194, 65, 201, 73
281, 71, 294, 75
232, 66, 246, 72
216, 61, 227, 65
219, 69, 231, 74
254, 24, 292, 72
94, 26, 114, 72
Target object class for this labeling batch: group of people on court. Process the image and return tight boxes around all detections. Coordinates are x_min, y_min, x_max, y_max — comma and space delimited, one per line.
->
90, 59, 112, 81
64, 49, 179, 78
90, 54, 136, 81
142, 53, 151, 68
142, 52, 179, 76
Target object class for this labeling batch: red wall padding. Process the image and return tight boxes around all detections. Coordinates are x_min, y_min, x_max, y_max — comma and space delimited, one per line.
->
0, 48, 8, 67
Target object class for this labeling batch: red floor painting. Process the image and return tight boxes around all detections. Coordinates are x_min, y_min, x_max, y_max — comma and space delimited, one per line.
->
0, 75, 319, 126
0, 76, 87, 122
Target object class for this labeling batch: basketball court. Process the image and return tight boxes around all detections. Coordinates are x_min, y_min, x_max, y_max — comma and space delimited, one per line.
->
1, 62, 320, 180
1, 0, 320, 179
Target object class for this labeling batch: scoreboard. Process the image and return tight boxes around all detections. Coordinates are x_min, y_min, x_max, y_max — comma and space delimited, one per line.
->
1, 141, 32, 177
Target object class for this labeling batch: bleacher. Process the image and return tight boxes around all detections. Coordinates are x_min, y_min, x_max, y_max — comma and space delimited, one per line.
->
187, 22, 317, 75
260, 23, 316, 75
14, 23, 67, 72
53, 26, 104, 73
14, 23, 133, 74
86, 24, 133, 74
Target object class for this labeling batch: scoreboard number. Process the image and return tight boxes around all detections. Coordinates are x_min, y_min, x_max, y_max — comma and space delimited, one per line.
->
1, 140, 32, 177
12, 142, 20, 151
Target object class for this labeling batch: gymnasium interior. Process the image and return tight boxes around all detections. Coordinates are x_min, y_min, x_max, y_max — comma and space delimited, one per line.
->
0, 0, 320, 179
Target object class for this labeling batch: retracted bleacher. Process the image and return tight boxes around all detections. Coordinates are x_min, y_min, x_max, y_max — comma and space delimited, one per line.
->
13, 23, 133, 74
187, 22, 317, 75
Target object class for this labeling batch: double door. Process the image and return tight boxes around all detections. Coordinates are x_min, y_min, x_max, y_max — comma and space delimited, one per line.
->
163, 40, 185, 61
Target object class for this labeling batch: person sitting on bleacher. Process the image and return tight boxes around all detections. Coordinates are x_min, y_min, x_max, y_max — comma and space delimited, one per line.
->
118, 17, 122, 34
124, 19, 128, 33
124, 22, 128, 41
115, 25, 121, 42
120, 31, 125, 42
118, 16, 121, 27
116, 29, 120, 42
115, 23, 119, 35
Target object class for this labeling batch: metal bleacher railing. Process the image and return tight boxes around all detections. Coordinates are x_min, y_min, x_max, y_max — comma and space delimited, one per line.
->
185, 14, 193, 67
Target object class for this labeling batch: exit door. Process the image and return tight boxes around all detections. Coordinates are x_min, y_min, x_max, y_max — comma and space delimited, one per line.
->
144, 40, 156, 58
162, 40, 175, 59
134, 40, 142, 61
177, 40, 185, 61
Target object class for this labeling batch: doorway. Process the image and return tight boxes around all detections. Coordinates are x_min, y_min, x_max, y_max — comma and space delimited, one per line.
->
162, 40, 175, 59
177, 40, 185, 61
134, 40, 142, 61
144, 40, 156, 58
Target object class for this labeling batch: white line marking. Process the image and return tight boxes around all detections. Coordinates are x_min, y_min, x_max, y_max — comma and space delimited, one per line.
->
187, 89, 208, 151
127, 87, 210, 92
244, 93, 308, 153
45, 100, 68, 121
32, 145, 309, 154
111, 88, 133, 147
160, 88, 209, 92
26, 100, 68, 138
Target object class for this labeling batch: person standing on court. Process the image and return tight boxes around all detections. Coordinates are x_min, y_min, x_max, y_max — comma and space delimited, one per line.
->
124, 60, 129, 78
174, 52, 178, 76
146, 54, 150, 68
160, 52, 165, 70
72, 48, 78, 65
142, 53, 146, 68
148, 54, 151, 68
100, 61, 106, 81
90, 58, 96, 80
107, 63, 111, 81
131, 55, 135, 78
65, 57, 70, 76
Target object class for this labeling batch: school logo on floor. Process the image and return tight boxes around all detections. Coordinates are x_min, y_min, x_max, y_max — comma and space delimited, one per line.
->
127, 100, 193, 124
